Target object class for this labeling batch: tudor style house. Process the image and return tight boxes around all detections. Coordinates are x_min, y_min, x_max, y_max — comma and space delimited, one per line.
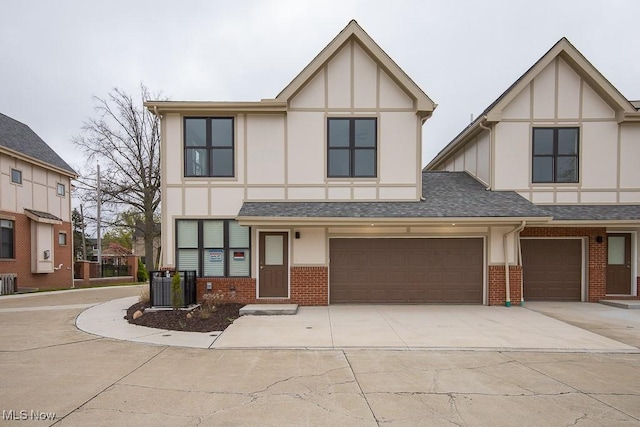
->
147, 21, 640, 306
0, 113, 77, 291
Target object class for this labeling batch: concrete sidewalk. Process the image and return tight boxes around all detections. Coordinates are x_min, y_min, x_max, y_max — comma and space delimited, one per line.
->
76, 296, 639, 352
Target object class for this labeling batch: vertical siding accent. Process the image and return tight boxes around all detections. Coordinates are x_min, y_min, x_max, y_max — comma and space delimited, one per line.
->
350, 41, 355, 110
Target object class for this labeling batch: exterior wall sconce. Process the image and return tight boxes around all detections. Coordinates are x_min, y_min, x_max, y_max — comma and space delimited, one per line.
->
43, 250, 50, 260
596, 236, 603, 243
295, 231, 300, 239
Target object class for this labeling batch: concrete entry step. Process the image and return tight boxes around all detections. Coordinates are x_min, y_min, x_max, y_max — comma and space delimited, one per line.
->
600, 300, 640, 310
240, 304, 298, 316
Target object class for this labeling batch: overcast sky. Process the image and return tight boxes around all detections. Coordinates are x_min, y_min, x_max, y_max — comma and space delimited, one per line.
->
1, 0, 638, 185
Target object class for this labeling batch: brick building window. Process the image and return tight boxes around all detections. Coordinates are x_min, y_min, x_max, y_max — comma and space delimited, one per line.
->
176, 219, 250, 277
0, 219, 14, 259
532, 127, 579, 183
58, 232, 67, 246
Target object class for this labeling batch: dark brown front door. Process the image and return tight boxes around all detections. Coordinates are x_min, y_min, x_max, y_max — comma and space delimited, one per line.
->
259, 232, 288, 298
521, 239, 582, 301
607, 233, 632, 295
330, 238, 483, 304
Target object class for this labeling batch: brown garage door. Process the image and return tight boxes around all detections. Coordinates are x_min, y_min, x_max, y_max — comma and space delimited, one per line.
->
521, 239, 582, 301
330, 238, 483, 304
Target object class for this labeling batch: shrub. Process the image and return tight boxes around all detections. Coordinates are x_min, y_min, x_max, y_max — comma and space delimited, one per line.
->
137, 259, 148, 282
171, 271, 183, 311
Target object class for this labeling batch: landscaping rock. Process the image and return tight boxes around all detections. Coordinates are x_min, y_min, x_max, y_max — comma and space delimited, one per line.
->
133, 310, 144, 320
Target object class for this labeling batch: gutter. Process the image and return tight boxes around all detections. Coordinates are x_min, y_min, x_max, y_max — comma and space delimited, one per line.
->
503, 221, 526, 307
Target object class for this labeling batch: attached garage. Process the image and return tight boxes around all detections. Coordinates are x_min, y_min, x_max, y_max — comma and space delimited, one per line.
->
329, 238, 484, 304
521, 239, 583, 301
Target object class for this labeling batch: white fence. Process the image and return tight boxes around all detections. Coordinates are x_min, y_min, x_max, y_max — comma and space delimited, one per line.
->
0, 273, 17, 295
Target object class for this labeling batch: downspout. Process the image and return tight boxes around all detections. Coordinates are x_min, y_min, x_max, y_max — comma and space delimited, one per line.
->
503, 221, 526, 307
478, 118, 492, 190
517, 225, 525, 307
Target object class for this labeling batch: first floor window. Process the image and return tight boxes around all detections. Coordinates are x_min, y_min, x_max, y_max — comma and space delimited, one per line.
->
532, 127, 579, 183
0, 219, 14, 259
176, 219, 250, 277
327, 118, 377, 178
10, 169, 22, 184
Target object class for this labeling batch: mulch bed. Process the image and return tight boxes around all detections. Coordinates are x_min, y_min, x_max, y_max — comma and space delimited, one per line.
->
126, 302, 243, 332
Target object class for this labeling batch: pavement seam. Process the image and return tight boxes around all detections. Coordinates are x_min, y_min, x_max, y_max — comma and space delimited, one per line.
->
327, 306, 335, 349
500, 352, 640, 422
374, 306, 410, 349
0, 337, 104, 353
342, 350, 380, 426
50, 346, 168, 426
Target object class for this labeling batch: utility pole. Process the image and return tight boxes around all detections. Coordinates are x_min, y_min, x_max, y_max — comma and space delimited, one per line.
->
96, 163, 102, 275
80, 204, 87, 260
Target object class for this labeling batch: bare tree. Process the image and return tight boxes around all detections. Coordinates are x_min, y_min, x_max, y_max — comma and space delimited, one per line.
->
74, 84, 162, 272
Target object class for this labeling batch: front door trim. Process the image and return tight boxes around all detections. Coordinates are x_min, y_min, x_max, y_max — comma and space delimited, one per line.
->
256, 229, 290, 299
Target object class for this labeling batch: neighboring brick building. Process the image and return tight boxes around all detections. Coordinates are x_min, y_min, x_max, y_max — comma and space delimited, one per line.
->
0, 112, 77, 290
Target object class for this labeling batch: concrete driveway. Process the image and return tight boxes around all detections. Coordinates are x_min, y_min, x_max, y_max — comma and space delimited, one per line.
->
1, 287, 640, 426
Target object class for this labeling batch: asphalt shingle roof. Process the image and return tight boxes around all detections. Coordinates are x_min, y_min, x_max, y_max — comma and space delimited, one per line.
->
0, 113, 76, 175
541, 204, 640, 221
238, 172, 551, 219
24, 208, 63, 222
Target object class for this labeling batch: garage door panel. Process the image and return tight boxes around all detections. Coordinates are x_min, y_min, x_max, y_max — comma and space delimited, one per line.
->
522, 239, 582, 302
330, 238, 483, 304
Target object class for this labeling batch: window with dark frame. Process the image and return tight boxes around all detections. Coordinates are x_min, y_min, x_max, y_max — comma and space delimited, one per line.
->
57, 183, 65, 196
10, 169, 22, 185
58, 232, 67, 246
327, 118, 377, 178
184, 117, 234, 177
532, 127, 579, 183
176, 219, 250, 277
0, 219, 14, 259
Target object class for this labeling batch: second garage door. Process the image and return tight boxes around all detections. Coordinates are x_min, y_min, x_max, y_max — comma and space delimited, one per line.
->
330, 238, 483, 304
521, 239, 582, 301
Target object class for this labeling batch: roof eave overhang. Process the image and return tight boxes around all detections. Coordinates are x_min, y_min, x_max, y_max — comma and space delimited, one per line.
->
24, 210, 62, 225
425, 116, 486, 170
237, 216, 552, 227
144, 101, 287, 115
0, 146, 77, 178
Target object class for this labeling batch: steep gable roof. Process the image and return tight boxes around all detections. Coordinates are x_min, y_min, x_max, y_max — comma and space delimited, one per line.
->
276, 20, 436, 118
426, 38, 640, 170
0, 113, 76, 177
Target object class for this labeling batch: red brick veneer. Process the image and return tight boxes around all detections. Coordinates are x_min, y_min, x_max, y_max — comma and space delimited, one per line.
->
196, 266, 329, 306
488, 265, 523, 306
0, 211, 73, 290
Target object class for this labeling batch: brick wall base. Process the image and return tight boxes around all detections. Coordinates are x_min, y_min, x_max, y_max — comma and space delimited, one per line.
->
488, 265, 523, 306
195, 266, 329, 306
0, 211, 73, 290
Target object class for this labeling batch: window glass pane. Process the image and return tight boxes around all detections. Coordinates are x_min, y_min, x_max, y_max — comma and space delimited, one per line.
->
533, 129, 554, 155
328, 149, 350, 176
185, 118, 207, 147
532, 157, 553, 182
203, 220, 224, 247
229, 221, 249, 247
177, 249, 199, 274
1, 220, 13, 229
265, 235, 284, 265
1, 224, 14, 258
354, 149, 376, 176
608, 236, 625, 265
58, 233, 66, 245
229, 249, 250, 276
11, 169, 21, 184
185, 148, 208, 176
177, 220, 198, 248
203, 249, 225, 276
354, 119, 376, 147
211, 148, 234, 177
57, 183, 65, 196
556, 157, 577, 182
212, 118, 233, 147
328, 119, 350, 147
558, 129, 578, 155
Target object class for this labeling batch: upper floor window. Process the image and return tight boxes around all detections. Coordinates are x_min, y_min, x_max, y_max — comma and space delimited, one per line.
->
176, 219, 250, 278
0, 219, 14, 259
184, 117, 234, 177
57, 183, 66, 196
327, 118, 377, 178
10, 169, 22, 185
58, 232, 67, 246
532, 127, 579, 183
